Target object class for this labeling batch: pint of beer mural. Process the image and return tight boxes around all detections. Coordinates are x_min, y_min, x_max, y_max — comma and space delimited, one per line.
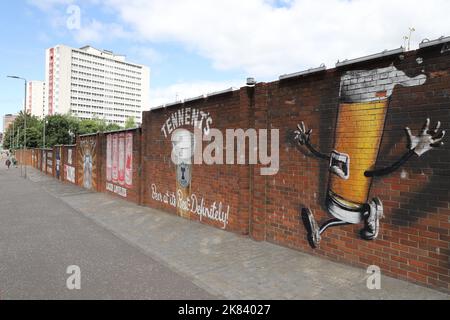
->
171, 129, 195, 219
327, 66, 427, 224
328, 99, 388, 207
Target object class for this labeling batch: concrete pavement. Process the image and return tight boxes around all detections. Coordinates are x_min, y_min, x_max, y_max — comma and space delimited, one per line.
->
1, 163, 449, 299
0, 162, 215, 299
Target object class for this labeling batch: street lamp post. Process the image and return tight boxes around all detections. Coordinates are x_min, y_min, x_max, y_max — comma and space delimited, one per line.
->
7, 75, 27, 179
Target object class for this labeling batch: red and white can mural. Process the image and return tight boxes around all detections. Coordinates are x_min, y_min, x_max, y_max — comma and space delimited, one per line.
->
125, 132, 133, 188
106, 131, 133, 197
106, 134, 112, 181
118, 133, 125, 186
112, 134, 119, 183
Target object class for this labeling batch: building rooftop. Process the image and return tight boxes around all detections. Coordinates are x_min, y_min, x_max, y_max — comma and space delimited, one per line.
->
78, 45, 127, 62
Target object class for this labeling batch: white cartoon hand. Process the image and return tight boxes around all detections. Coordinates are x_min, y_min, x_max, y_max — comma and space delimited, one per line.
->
294, 121, 312, 145
405, 118, 445, 156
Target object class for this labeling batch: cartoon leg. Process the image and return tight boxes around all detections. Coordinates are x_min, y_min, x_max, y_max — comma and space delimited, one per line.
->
302, 208, 350, 248
360, 197, 384, 240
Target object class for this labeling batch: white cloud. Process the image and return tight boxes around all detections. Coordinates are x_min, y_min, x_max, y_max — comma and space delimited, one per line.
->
149, 80, 243, 108
101, 0, 450, 78
29, 0, 450, 107
129, 46, 165, 65
27, 0, 74, 11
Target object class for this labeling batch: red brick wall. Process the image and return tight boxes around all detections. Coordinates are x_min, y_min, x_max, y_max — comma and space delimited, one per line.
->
141, 90, 250, 234
253, 46, 450, 291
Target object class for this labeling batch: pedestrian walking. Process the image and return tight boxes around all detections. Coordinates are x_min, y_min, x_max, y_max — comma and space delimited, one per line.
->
5, 158, 11, 169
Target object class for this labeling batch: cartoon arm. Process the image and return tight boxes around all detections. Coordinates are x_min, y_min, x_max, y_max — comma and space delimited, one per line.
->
365, 118, 445, 177
294, 121, 330, 160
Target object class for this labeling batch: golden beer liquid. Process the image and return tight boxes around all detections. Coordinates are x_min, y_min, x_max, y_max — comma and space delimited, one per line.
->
329, 99, 388, 206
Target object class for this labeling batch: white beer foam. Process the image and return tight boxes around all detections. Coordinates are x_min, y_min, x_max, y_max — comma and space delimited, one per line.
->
340, 65, 427, 103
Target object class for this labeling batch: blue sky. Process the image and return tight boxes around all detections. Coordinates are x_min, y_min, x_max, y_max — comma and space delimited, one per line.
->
1, 0, 449, 131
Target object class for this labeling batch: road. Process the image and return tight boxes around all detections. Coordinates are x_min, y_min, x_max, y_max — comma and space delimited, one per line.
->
0, 158, 216, 299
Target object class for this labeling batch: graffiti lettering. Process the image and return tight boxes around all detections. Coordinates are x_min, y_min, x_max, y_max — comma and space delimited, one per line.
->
161, 107, 212, 138
106, 183, 127, 197
151, 184, 229, 228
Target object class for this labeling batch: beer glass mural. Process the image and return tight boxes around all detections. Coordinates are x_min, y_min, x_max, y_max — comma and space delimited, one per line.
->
294, 64, 446, 247
106, 132, 133, 197
171, 128, 195, 218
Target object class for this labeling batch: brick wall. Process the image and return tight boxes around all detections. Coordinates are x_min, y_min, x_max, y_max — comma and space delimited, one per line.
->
257, 48, 449, 290
141, 90, 250, 234
22, 42, 450, 292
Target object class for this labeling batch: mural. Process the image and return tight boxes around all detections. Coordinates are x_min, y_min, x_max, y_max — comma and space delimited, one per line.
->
151, 184, 229, 228
79, 138, 96, 190
68, 149, 73, 166
294, 64, 446, 247
171, 128, 195, 218
106, 132, 133, 197
46, 151, 53, 174
125, 132, 133, 188
157, 108, 230, 225
55, 147, 61, 179
42, 151, 47, 172
65, 165, 76, 183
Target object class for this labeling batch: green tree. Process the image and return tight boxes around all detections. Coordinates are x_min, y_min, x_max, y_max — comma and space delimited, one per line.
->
124, 116, 137, 129
105, 123, 122, 131
44, 114, 74, 146
3, 112, 41, 149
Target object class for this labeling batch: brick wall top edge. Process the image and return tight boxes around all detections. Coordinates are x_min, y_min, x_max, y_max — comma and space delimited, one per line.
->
144, 90, 241, 115
266, 44, 446, 89
103, 127, 141, 135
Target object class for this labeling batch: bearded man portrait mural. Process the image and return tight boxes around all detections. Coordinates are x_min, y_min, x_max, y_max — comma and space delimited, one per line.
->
294, 64, 446, 248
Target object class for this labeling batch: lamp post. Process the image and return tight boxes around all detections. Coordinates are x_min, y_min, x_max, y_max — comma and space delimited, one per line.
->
7, 75, 27, 179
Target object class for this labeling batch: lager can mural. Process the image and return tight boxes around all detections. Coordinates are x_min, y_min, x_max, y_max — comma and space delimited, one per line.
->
125, 132, 133, 188
106, 134, 112, 182
106, 132, 133, 197
112, 134, 119, 183
118, 133, 125, 186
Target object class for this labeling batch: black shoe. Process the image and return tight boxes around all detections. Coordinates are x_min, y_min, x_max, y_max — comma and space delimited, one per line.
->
361, 198, 384, 240
302, 208, 321, 247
